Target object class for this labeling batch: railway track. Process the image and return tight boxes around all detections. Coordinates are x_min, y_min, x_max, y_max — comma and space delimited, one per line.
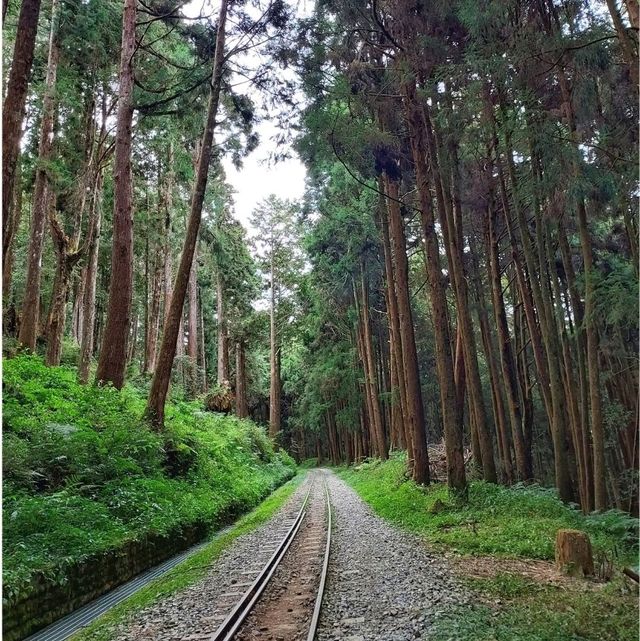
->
205, 472, 332, 641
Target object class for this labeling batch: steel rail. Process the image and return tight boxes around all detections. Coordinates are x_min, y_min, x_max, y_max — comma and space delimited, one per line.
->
209, 481, 314, 641
306, 479, 332, 641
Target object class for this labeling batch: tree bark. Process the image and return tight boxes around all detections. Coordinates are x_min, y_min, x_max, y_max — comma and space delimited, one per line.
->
187, 253, 199, 392
18, 0, 59, 351
3, 157, 23, 301
216, 267, 229, 383
378, 185, 412, 460
485, 196, 531, 481
199, 287, 207, 391
357, 268, 387, 459
78, 172, 103, 383
145, 0, 228, 427
3, 0, 42, 243
44, 206, 83, 365
95, 0, 136, 388
423, 102, 496, 483
383, 175, 430, 485
269, 246, 281, 438
606, 0, 639, 85
235, 339, 249, 418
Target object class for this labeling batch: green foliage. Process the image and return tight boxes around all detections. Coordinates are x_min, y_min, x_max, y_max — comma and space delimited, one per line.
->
339, 455, 637, 563
2, 356, 296, 604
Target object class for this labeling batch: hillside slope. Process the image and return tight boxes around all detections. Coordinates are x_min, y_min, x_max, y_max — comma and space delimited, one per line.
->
3, 356, 295, 608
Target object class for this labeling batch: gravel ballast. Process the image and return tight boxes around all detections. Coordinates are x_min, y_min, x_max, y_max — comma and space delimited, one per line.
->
316, 471, 467, 641
109, 479, 311, 641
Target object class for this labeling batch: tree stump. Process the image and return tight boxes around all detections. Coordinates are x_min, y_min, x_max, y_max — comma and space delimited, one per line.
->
555, 529, 594, 577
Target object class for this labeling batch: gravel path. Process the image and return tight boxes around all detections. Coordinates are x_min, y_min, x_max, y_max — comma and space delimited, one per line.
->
316, 471, 467, 641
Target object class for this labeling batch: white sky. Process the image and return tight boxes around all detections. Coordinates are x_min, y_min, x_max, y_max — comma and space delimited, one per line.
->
222, 121, 307, 230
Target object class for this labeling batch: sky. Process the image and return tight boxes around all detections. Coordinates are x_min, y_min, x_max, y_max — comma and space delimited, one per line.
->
183, 0, 311, 232
221, 121, 307, 230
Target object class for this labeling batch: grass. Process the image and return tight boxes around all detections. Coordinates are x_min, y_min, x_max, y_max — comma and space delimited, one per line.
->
339, 455, 639, 641
69, 473, 304, 641
429, 576, 638, 641
339, 455, 637, 562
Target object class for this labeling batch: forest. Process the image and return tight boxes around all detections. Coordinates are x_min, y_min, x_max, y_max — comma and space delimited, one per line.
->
2, 0, 639, 639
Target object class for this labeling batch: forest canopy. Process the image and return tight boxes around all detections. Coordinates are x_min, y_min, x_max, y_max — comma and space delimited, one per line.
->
2, 0, 638, 517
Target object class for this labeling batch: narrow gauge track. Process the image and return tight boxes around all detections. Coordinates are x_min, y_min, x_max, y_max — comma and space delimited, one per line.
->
206, 473, 332, 641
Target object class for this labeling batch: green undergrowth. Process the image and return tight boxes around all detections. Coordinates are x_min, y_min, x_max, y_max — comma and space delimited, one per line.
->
3, 355, 296, 604
339, 455, 637, 563
340, 455, 639, 641
69, 473, 304, 641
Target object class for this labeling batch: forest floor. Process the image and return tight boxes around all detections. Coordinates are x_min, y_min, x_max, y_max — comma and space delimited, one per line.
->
340, 456, 639, 641
23, 461, 640, 640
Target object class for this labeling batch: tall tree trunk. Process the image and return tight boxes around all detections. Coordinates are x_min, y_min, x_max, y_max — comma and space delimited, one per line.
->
423, 102, 496, 483
44, 206, 83, 366
269, 248, 281, 438
357, 269, 387, 459
18, 0, 59, 351
216, 268, 229, 382
199, 288, 207, 391
3, 157, 23, 301
145, 0, 228, 427
3, 0, 42, 241
558, 223, 593, 510
605, 0, 639, 85
485, 199, 531, 480
95, 0, 136, 388
162, 142, 174, 326
78, 172, 103, 383
187, 253, 198, 392
235, 339, 249, 418
558, 72, 607, 511
401, 78, 465, 496
145, 249, 163, 373
383, 175, 430, 485
468, 237, 514, 484
378, 185, 412, 460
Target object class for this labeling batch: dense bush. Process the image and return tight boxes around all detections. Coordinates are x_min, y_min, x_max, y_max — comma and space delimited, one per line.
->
2, 356, 295, 602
